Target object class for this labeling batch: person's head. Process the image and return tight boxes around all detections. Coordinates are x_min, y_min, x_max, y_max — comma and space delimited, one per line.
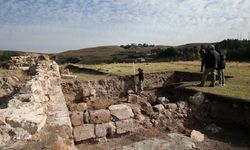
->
209, 45, 215, 50
138, 68, 143, 72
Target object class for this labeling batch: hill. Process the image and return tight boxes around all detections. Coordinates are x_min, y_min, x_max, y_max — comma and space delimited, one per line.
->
53, 45, 171, 64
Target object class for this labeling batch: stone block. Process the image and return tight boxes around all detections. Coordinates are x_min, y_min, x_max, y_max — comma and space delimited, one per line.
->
109, 104, 134, 121
116, 119, 139, 134
70, 111, 83, 127
95, 122, 116, 137
89, 109, 111, 124
76, 103, 88, 112
73, 124, 95, 142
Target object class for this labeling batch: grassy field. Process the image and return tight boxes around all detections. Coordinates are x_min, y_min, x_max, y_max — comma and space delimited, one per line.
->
70, 61, 250, 100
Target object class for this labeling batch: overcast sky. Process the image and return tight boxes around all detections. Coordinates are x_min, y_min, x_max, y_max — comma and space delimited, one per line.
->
0, 0, 250, 52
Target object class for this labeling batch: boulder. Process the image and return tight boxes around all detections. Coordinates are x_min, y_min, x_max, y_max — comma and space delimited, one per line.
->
157, 97, 169, 105
109, 104, 134, 121
95, 122, 116, 137
115, 119, 139, 134
140, 101, 154, 116
73, 124, 95, 141
89, 109, 111, 124
165, 103, 177, 111
190, 130, 204, 142
70, 111, 83, 127
153, 104, 165, 112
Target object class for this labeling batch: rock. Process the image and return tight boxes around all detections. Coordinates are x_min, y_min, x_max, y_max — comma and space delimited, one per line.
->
84, 111, 90, 123
0, 116, 6, 125
115, 119, 140, 134
176, 101, 188, 109
127, 90, 134, 94
113, 134, 195, 150
205, 124, 223, 133
168, 133, 196, 149
76, 103, 88, 112
131, 106, 145, 121
73, 124, 95, 141
190, 130, 204, 142
153, 104, 165, 112
94, 137, 107, 143
89, 109, 111, 124
140, 102, 154, 116
10, 127, 32, 140
95, 122, 116, 137
157, 97, 169, 105
189, 92, 205, 108
165, 103, 177, 111
147, 94, 157, 105
127, 94, 138, 103
70, 111, 83, 127
109, 104, 134, 121
68, 103, 77, 111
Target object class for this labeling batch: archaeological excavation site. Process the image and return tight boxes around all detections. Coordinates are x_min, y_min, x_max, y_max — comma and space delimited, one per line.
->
0, 56, 250, 150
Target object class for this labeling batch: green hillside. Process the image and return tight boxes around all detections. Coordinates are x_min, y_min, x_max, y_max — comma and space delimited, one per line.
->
54, 45, 170, 64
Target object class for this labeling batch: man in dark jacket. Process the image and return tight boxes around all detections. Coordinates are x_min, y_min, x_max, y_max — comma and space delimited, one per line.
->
197, 45, 220, 87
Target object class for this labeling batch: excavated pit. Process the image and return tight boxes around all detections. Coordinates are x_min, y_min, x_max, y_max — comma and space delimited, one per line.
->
62, 71, 250, 150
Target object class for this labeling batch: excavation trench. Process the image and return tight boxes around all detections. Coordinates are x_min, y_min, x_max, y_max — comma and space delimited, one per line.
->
62, 71, 250, 150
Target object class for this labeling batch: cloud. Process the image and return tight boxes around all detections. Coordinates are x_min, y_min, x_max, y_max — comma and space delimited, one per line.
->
0, 0, 250, 52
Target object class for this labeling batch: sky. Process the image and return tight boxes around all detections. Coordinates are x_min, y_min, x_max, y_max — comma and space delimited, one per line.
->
0, 0, 250, 53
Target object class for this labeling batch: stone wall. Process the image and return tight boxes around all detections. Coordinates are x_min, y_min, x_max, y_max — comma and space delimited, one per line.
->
0, 57, 74, 149
69, 102, 140, 142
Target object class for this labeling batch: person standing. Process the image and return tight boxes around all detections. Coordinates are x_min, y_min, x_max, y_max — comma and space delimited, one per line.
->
217, 53, 226, 86
197, 45, 220, 87
199, 48, 206, 72
137, 68, 144, 91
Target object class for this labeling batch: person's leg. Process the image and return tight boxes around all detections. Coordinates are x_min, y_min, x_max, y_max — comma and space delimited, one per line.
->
201, 59, 204, 72
222, 69, 225, 86
210, 68, 216, 86
218, 69, 222, 85
141, 81, 144, 91
201, 68, 211, 86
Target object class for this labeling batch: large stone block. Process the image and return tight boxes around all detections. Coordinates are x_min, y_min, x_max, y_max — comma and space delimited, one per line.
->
89, 109, 111, 124
115, 119, 139, 134
73, 124, 95, 141
109, 104, 134, 121
95, 122, 116, 137
70, 111, 83, 127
